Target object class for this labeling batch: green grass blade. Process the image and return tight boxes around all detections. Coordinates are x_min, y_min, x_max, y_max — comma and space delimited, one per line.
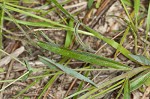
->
90, 79, 125, 98
122, 0, 132, 6
116, 81, 125, 99
2, 4, 66, 28
121, 0, 138, 54
38, 72, 60, 99
134, 0, 140, 27
114, 27, 130, 59
145, 1, 150, 53
0, 1, 4, 59
21, 60, 33, 81
144, 75, 150, 86
82, 25, 133, 60
0, 71, 30, 91
64, 19, 74, 48
73, 71, 89, 99
146, 1, 150, 38
37, 41, 130, 69
129, 54, 150, 65
50, 0, 75, 21
39, 56, 97, 87
4, 17, 54, 27
13, 79, 40, 99
39, 31, 54, 43
130, 71, 150, 91
75, 22, 95, 52
124, 78, 130, 99
39, 56, 58, 70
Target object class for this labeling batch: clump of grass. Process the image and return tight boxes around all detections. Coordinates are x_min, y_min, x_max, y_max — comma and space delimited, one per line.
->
0, 0, 150, 99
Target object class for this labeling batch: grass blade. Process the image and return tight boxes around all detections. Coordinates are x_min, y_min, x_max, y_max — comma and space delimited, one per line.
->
38, 72, 60, 99
39, 56, 97, 87
120, 0, 138, 54
64, 19, 74, 48
122, 0, 132, 6
144, 1, 150, 53
91, 79, 125, 98
13, 79, 40, 99
81, 25, 133, 60
134, 0, 140, 28
0, 1, 4, 59
114, 27, 130, 59
124, 78, 130, 99
51, 0, 75, 21
129, 54, 150, 65
1, 4, 65, 27
130, 71, 150, 91
38, 41, 130, 69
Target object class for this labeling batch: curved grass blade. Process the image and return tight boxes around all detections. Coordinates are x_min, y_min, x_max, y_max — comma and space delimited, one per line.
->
130, 71, 150, 91
39, 56, 97, 87
74, 21, 95, 52
124, 78, 130, 99
38, 41, 130, 69
129, 54, 150, 65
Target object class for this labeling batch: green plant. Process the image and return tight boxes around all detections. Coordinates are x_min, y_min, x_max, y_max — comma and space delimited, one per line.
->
0, 0, 150, 98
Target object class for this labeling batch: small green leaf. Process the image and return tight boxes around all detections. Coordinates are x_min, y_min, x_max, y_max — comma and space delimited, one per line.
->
129, 54, 150, 65
39, 56, 97, 87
